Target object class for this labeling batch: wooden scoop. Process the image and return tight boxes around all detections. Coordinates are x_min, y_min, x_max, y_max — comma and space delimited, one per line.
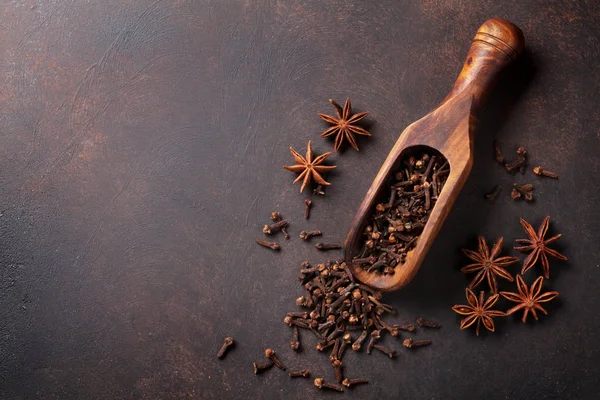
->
344, 19, 524, 291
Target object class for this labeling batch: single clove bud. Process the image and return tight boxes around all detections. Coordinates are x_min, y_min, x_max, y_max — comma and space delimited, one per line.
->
416, 317, 441, 329
403, 338, 431, 349
338, 333, 352, 360
300, 230, 322, 240
373, 344, 396, 358
342, 377, 369, 388
332, 359, 344, 383
216, 337, 234, 359
352, 330, 368, 351
304, 199, 313, 219
255, 238, 280, 250
265, 348, 286, 370
289, 369, 310, 378
290, 326, 300, 351
493, 140, 505, 164
366, 330, 380, 354
315, 242, 342, 251
313, 185, 325, 197
314, 378, 344, 392
253, 360, 274, 374
533, 166, 558, 179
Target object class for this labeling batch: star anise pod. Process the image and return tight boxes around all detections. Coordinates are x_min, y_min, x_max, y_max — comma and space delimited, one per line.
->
500, 274, 559, 322
461, 236, 519, 294
283, 140, 336, 192
514, 216, 567, 278
452, 289, 505, 336
318, 98, 370, 152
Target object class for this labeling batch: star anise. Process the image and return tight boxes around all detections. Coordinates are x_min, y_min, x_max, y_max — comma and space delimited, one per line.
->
318, 98, 370, 152
514, 216, 567, 278
283, 140, 336, 192
500, 274, 559, 322
461, 236, 519, 294
452, 289, 505, 336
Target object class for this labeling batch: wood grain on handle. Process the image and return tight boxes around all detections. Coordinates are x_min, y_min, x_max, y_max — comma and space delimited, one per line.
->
444, 18, 524, 108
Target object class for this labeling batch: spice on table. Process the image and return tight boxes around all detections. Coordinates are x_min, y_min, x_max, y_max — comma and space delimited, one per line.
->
402, 338, 431, 349
299, 230, 322, 240
493, 140, 505, 164
461, 236, 519, 294
304, 199, 313, 219
505, 146, 527, 174
313, 184, 326, 196
314, 377, 344, 392
262, 220, 289, 235
283, 140, 337, 193
484, 185, 501, 201
511, 183, 534, 201
342, 377, 369, 388
216, 337, 234, 359
315, 242, 342, 251
253, 360, 274, 374
332, 359, 344, 383
514, 216, 567, 278
265, 348, 286, 371
270, 212, 290, 239
452, 289, 505, 336
352, 151, 450, 275
318, 98, 370, 152
290, 325, 300, 351
500, 275, 559, 322
255, 238, 280, 251
373, 344, 396, 358
416, 317, 441, 329
289, 369, 310, 378
533, 166, 559, 179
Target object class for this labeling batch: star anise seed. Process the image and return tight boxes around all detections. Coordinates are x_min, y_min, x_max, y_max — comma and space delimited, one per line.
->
452, 289, 505, 336
318, 98, 370, 152
514, 216, 567, 278
461, 236, 519, 294
500, 274, 559, 323
283, 140, 337, 193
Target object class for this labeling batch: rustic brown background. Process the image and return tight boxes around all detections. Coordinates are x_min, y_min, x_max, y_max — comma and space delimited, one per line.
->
1, 1, 599, 399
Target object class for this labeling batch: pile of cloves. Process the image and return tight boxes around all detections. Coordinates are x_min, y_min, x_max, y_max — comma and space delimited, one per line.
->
282, 258, 438, 391
352, 151, 449, 275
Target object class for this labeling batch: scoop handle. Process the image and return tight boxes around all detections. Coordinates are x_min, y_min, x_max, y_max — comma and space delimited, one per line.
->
444, 18, 524, 107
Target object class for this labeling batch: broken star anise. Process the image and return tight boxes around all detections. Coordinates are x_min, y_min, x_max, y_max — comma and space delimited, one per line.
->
318, 98, 370, 152
514, 216, 567, 278
461, 236, 519, 294
283, 140, 336, 193
500, 274, 559, 323
452, 289, 505, 336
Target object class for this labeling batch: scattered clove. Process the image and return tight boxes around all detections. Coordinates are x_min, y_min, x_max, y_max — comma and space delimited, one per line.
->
265, 349, 286, 370
416, 317, 441, 329
484, 185, 501, 201
304, 199, 313, 219
315, 242, 342, 251
289, 369, 310, 378
314, 378, 344, 392
253, 360, 274, 374
216, 337, 234, 359
255, 238, 280, 251
300, 230, 322, 240
533, 166, 558, 179
342, 377, 369, 388
403, 338, 431, 349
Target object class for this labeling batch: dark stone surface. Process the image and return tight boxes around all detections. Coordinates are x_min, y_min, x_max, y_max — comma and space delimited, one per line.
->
1, 1, 599, 399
